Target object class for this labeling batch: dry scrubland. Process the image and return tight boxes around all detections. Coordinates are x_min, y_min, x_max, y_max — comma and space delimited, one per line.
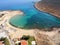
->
35, 0, 60, 18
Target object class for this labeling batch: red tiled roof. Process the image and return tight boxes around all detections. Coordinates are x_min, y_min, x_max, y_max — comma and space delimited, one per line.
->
0, 41, 3, 45
21, 40, 28, 45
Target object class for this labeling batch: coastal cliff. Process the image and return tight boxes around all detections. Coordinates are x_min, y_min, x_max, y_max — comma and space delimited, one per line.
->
35, 0, 60, 18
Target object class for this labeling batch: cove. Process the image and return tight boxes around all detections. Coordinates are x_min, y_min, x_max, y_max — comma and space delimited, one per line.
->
0, 0, 60, 29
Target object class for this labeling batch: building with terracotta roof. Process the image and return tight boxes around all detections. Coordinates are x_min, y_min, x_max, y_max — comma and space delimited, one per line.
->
0, 41, 4, 45
21, 40, 28, 45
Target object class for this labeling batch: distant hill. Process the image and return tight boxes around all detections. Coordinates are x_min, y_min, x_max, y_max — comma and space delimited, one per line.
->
35, 0, 60, 18
41, 0, 60, 9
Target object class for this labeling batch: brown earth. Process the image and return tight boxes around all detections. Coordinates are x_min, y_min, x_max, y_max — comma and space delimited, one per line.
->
35, 0, 60, 18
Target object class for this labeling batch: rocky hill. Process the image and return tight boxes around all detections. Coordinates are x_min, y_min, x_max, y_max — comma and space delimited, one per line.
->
35, 0, 60, 18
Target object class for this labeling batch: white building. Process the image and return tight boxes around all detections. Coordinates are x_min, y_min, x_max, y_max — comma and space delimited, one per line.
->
31, 41, 36, 45
0, 32, 7, 38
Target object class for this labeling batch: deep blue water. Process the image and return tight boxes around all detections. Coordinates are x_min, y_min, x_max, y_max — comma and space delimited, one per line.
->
0, 0, 60, 29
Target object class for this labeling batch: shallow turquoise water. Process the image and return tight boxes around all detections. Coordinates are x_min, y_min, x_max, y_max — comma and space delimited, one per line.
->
1, 0, 60, 29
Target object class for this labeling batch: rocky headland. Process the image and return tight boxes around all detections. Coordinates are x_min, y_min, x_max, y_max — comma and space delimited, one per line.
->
35, 0, 60, 18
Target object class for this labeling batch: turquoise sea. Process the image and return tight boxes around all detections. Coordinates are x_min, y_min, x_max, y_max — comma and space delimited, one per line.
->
0, 0, 60, 29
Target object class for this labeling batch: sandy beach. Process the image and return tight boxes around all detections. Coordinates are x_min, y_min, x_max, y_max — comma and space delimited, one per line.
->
0, 10, 55, 39
0, 10, 35, 39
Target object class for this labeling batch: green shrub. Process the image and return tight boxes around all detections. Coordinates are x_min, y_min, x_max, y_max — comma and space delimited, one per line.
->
0, 37, 5, 41
4, 38, 10, 45
21, 35, 30, 40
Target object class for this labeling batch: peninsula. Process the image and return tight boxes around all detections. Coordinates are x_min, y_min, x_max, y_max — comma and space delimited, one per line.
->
35, 0, 60, 18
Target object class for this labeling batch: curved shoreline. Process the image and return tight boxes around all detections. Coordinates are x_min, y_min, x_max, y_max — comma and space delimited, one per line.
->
35, 2, 60, 18
9, 4, 60, 29
0, 10, 35, 39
